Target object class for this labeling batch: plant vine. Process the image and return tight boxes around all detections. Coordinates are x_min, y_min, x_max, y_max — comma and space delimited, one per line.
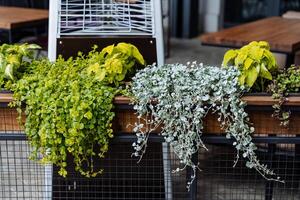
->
10, 43, 144, 177
268, 66, 300, 126
130, 63, 283, 190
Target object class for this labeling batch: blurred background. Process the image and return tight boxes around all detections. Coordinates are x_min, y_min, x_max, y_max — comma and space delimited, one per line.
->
1, 0, 300, 65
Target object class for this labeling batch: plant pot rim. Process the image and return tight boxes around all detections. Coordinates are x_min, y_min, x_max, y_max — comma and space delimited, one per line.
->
243, 92, 300, 97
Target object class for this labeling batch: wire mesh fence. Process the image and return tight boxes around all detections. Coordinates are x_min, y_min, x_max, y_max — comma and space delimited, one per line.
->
1, 107, 300, 199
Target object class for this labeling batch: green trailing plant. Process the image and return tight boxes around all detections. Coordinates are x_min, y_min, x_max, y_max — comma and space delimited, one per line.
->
268, 66, 300, 126
222, 41, 277, 91
130, 63, 283, 190
0, 43, 41, 89
10, 43, 145, 177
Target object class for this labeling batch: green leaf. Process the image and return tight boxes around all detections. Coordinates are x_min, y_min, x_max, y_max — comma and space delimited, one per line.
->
249, 46, 263, 61
260, 63, 272, 80
258, 41, 270, 50
222, 49, 237, 66
0, 53, 5, 71
84, 111, 93, 120
116, 43, 132, 56
244, 57, 253, 70
27, 44, 41, 50
234, 52, 247, 66
245, 66, 259, 87
131, 45, 145, 65
238, 73, 246, 85
263, 50, 276, 70
4, 64, 14, 80
100, 44, 115, 57
95, 69, 106, 81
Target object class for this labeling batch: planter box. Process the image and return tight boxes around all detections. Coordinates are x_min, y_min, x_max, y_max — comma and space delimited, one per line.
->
1, 92, 300, 199
2, 92, 300, 135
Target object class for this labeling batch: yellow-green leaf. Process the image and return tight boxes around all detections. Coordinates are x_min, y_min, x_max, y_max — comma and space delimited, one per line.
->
100, 44, 115, 56
259, 63, 272, 80
249, 46, 263, 60
263, 50, 276, 70
26, 44, 41, 50
258, 41, 270, 50
7, 54, 20, 65
4, 64, 14, 80
238, 73, 246, 85
87, 63, 100, 74
245, 66, 259, 87
132, 45, 145, 65
116, 43, 132, 56
222, 49, 237, 66
235, 52, 247, 66
95, 69, 106, 81
244, 57, 253, 70
84, 111, 93, 120
0, 53, 5, 71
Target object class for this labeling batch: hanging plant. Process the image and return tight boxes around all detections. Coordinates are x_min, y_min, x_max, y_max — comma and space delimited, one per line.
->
130, 63, 283, 190
10, 43, 145, 177
268, 66, 300, 126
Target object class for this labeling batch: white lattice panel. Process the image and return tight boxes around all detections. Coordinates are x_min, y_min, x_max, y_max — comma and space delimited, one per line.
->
58, 0, 154, 35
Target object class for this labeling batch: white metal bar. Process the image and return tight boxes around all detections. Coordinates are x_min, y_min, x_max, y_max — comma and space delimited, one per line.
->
48, 0, 59, 61
153, 0, 164, 66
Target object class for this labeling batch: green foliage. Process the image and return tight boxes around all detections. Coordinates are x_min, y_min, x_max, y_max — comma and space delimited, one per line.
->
87, 43, 145, 85
10, 43, 144, 177
131, 63, 282, 190
222, 41, 277, 91
268, 66, 300, 126
0, 43, 41, 88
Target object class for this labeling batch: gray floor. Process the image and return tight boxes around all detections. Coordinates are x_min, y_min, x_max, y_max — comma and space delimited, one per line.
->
166, 38, 229, 66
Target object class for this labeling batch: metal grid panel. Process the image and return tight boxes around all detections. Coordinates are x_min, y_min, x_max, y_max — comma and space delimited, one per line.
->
198, 142, 300, 200
0, 139, 51, 200
58, 0, 154, 36
1, 108, 300, 199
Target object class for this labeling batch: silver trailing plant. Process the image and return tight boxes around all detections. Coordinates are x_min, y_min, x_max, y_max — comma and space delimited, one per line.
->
131, 63, 283, 190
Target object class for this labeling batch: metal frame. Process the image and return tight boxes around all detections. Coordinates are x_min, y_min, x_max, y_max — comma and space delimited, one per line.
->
1, 132, 300, 200
48, 0, 165, 65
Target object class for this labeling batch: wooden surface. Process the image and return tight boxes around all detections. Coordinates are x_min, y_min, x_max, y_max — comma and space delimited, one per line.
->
0, 6, 48, 29
2, 93, 300, 106
200, 17, 300, 53
1, 92, 300, 135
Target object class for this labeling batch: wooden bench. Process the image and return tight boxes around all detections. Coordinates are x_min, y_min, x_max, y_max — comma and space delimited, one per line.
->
0, 6, 48, 43
200, 17, 300, 67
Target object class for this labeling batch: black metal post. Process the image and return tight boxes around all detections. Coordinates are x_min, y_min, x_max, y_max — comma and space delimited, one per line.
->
8, 29, 13, 43
294, 135, 300, 189
286, 53, 295, 67
265, 137, 276, 200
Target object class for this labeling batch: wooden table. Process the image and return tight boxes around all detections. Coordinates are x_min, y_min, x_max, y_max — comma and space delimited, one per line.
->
200, 17, 300, 66
0, 6, 48, 43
